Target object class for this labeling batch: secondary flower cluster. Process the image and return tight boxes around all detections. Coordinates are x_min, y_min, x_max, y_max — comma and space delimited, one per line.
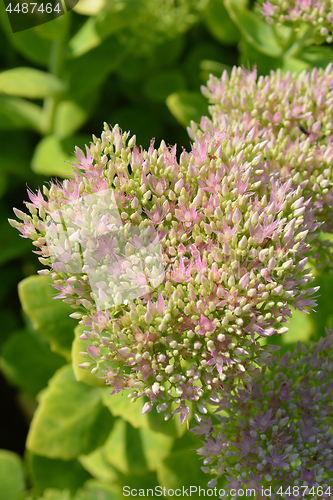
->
195, 331, 333, 499
198, 63, 333, 267
10, 118, 319, 422
261, 0, 333, 44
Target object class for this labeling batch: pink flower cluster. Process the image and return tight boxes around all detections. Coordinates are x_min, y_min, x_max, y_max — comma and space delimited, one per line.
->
199, 63, 333, 268
261, 0, 333, 43
11, 65, 327, 422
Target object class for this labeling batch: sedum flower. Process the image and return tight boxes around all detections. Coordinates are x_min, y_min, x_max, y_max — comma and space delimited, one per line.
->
10, 122, 318, 422
195, 331, 333, 498
197, 63, 333, 268
260, 0, 333, 44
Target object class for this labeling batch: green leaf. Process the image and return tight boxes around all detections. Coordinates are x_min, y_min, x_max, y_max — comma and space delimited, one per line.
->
54, 101, 89, 139
204, 0, 243, 45
0, 328, 64, 397
0, 450, 25, 500
309, 271, 333, 340
0, 3, 52, 66
31, 134, 92, 178
146, 405, 187, 438
72, 326, 106, 388
0, 95, 43, 132
102, 391, 148, 430
166, 91, 208, 128
103, 419, 173, 476
73, 0, 106, 15
65, 37, 127, 97
156, 447, 210, 496
225, 0, 283, 57
18, 275, 77, 360
199, 60, 232, 83
102, 390, 186, 437
27, 365, 114, 459
96, 0, 144, 40
283, 46, 333, 74
32, 16, 69, 41
78, 448, 118, 483
32, 490, 72, 500
239, 39, 283, 76
139, 427, 174, 472
27, 453, 90, 495
0, 68, 65, 99
143, 70, 186, 102
184, 43, 228, 90
105, 420, 148, 475
0, 328, 65, 398
281, 309, 313, 345
68, 18, 102, 58
76, 480, 121, 500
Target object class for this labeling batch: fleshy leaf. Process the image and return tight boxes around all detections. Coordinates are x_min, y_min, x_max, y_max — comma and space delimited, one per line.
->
156, 447, 214, 492
26, 364, 114, 460
27, 453, 90, 495
31, 135, 92, 178
76, 480, 121, 500
204, 0, 244, 45
65, 37, 127, 97
54, 101, 90, 139
72, 326, 105, 388
104, 419, 148, 475
78, 448, 118, 484
0, 68, 66, 99
0, 2, 51, 65
102, 419, 173, 475
0, 328, 65, 398
0, 450, 25, 500
102, 390, 148, 429
225, 0, 283, 57
18, 276, 76, 360
166, 91, 208, 127
72, 0, 106, 15
0, 95, 43, 132
102, 389, 187, 437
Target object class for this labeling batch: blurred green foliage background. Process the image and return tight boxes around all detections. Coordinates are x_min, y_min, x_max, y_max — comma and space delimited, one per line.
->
1, 0, 333, 499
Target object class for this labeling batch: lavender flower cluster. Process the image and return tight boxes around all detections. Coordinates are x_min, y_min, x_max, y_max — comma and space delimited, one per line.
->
11, 64, 330, 423
195, 331, 333, 499
261, 0, 333, 43
199, 63, 333, 267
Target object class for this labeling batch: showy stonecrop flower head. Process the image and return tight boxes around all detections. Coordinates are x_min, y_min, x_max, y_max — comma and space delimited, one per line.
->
260, 0, 333, 44
10, 121, 318, 423
197, 63, 333, 268
195, 331, 333, 499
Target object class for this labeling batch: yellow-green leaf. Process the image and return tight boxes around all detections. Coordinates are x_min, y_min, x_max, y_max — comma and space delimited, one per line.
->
27, 365, 114, 460
72, 326, 106, 388
18, 275, 76, 360
0, 450, 25, 500
0, 68, 65, 99
31, 134, 91, 178
166, 91, 208, 128
225, 0, 283, 57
